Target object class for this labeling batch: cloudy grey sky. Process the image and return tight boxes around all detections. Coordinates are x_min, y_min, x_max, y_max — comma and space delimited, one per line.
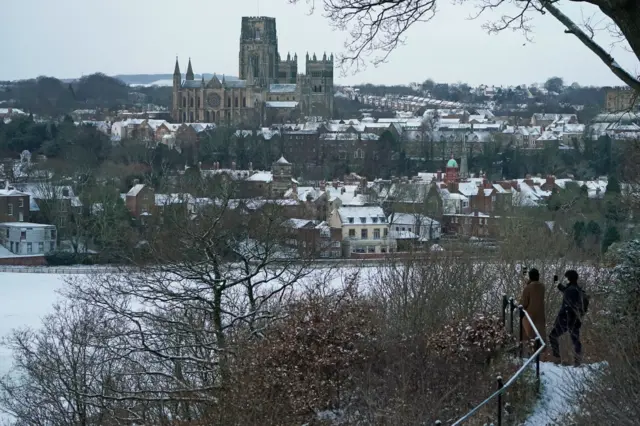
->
2, 0, 638, 86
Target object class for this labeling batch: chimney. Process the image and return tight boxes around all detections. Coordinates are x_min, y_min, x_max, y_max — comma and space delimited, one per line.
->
436, 170, 442, 181
248, 161, 253, 171
231, 161, 236, 170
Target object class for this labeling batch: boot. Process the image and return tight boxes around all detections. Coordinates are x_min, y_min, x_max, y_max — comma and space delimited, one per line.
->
574, 354, 582, 367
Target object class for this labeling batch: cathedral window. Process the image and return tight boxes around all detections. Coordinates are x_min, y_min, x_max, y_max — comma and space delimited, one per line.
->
182, 97, 186, 107
227, 97, 231, 108
197, 97, 200, 107
319, 85, 323, 92
190, 97, 194, 107
243, 97, 246, 107
189, 112, 194, 122
234, 97, 239, 107
182, 112, 186, 122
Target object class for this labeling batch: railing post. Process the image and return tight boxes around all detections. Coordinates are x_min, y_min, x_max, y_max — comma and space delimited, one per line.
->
534, 337, 542, 389
496, 375, 504, 426
501, 295, 508, 327
518, 306, 525, 358
509, 298, 515, 334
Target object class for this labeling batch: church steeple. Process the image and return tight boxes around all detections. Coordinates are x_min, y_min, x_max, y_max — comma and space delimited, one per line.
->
173, 56, 181, 88
173, 56, 181, 76
186, 58, 194, 80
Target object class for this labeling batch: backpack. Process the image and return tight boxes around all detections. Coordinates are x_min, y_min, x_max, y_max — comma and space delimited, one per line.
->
578, 286, 590, 316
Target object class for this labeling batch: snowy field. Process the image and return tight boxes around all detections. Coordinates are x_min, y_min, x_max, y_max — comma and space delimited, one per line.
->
0, 273, 67, 375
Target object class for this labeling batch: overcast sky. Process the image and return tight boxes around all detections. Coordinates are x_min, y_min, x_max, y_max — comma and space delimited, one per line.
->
2, 0, 638, 87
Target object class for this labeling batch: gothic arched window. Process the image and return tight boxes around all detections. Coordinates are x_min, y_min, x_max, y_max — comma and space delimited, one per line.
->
182, 97, 186, 107
190, 97, 194, 107
243, 97, 246, 107
197, 96, 200, 107
182, 112, 186, 122
319, 85, 323, 93
234, 97, 239, 107
189, 112, 194, 122
227, 97, 231, 108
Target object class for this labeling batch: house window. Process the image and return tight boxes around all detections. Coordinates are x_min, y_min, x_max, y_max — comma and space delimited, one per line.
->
372, 217, 378, 223
50, 230, 56, 240
38, 242, 44, 253
348, 229, 355, 238
367, 246, 375, 253
384, 228, 388, 237
348, 217, 354, 224
7, 204, 13, 216
20, 231, 26, 240
360, 217, 366, 224
374, 229, 380, 239
361, 229, 368, 239
27, 243, 32, 254
50, 241, 55, 251
18, 198, 24, 208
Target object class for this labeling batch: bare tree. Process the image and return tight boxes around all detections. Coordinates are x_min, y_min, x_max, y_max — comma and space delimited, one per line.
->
0, 300, 130, 426
57, 180, 315, 420
291, 0, 640, 91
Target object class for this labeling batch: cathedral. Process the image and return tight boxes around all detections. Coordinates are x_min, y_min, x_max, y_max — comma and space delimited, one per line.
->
172, 16, 334, 125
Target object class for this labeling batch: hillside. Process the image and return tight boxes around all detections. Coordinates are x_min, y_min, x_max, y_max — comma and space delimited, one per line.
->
115, 73, 240, 87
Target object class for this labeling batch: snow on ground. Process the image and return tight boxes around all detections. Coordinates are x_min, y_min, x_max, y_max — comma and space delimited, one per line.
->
0, 273, 67, 376
524, 361, 606, 426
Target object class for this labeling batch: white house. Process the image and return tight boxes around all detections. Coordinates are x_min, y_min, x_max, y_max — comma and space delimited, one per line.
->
388, 213, 441, 240
329, 205, 396, 255
0, 222, 57, 255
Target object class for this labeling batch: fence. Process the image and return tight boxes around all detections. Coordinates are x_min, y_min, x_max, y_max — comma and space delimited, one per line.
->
0, 266, 119, 274
435, 295, 546, 426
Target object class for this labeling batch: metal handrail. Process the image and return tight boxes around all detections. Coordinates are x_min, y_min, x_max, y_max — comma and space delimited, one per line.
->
448, 299, 546, 426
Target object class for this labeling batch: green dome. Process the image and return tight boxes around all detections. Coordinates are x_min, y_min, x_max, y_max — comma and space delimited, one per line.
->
446, 158, 458, 168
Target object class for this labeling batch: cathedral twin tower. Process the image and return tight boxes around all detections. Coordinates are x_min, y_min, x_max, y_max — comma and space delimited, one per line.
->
171, 16, 334, 125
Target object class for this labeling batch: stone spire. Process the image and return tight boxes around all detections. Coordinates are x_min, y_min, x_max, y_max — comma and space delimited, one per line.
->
173, 56, 180, 76
186, 58, 194, 80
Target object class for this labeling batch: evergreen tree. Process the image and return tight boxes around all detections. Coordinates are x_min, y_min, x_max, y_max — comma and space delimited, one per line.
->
602, 226, 621, 253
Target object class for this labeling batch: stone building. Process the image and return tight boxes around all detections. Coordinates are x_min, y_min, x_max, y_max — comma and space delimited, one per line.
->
172, 16, 334, 126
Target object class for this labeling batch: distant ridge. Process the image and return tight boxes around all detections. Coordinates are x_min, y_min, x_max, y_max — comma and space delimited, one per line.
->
116, 73, 239, 86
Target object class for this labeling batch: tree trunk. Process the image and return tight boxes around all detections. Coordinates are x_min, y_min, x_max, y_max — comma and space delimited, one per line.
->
596, 0, 640, 62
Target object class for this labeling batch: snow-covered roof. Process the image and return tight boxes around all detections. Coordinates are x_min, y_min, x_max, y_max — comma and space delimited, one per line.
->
246, 171, 273, 183
269, 84, 297, 93
337, 206, 387, 225
127, 184, 146, 196
266, 101, 298, 108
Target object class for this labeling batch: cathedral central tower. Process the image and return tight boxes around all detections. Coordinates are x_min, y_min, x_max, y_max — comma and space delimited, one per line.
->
239, 17, 279, 87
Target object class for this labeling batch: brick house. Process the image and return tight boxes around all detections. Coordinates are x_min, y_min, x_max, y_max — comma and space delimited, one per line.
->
0, 183, 29, 222
125, 184, 155, 217
283, 219, 342, 258
442, 212, 503, 238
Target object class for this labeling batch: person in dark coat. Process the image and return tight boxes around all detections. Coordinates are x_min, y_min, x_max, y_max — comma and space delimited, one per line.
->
548, 270, 584, 366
